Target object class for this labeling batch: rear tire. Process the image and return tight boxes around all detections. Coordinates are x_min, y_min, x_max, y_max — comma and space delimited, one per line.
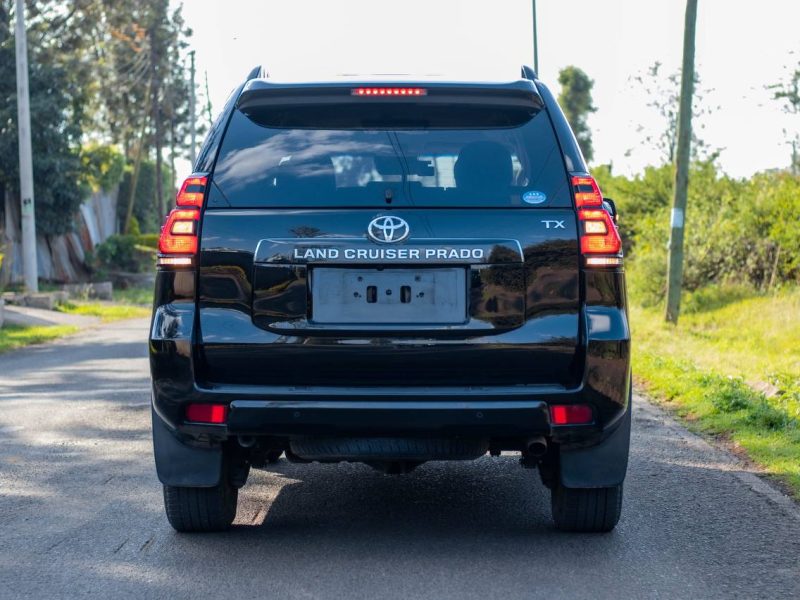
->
163, 481, 238, 533
551, 483, 623, 533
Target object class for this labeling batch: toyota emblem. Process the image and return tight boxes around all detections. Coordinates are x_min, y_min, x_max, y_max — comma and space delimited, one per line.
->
367, 216, 410, 244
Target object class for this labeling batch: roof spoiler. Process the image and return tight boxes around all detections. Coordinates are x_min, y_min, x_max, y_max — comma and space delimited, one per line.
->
236, 79, 544, 116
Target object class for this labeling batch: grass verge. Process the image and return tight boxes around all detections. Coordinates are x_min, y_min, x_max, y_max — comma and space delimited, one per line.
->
113, 285, 153, 307
56, 301, 150, 322
632, 286, 800, 498
0, 324, 78, 354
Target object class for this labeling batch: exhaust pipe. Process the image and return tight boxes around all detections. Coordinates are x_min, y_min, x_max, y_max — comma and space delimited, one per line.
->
525, 436, 548, 458
237, 435, 257, 448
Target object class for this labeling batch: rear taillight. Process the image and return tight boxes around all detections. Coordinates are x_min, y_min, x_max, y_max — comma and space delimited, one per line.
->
176, 174, 207, 207
158, 175, 207, 267
158, 208, 199, 260
572, 175, 603, 208
572, 175, 622, 266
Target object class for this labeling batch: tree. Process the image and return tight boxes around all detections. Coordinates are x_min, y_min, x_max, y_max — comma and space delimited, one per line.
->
629, 61, 717, 164
96, 1, 195, 231
768, 57, 800, 173
557, 66, 596, 162
665, 0, 699, 324
0, 1, 90, 237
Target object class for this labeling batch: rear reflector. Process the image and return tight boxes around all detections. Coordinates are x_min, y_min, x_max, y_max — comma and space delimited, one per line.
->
159, 208, 199, 255
352, 87, 427, 97
549, 404, 594, 425
176, 175, 207, 207
185, 403, 228, 424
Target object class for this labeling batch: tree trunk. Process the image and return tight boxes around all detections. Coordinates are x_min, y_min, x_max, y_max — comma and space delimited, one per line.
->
123, 119, 147, 234
1, 186, 22, 287
150, 25, 164, 220
664, 0, 698, 324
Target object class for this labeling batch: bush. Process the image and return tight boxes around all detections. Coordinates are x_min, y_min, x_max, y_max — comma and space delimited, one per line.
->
93, 234, 156, 274
595, 162, 800, 306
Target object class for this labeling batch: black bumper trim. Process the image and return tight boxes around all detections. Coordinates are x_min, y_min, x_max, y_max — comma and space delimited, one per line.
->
226, 399, 552, 437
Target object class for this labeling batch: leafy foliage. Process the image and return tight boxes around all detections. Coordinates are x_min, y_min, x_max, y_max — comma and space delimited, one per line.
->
768, 57, 800, 173
557, 66, 596, 162
81, 143, 126, 192
92, 234, 156, 274
0, 0, 196, 244
596, 163, 800, 305
0, 2, 89, 235
628, 62, 718, 164
117, 159, 174, 233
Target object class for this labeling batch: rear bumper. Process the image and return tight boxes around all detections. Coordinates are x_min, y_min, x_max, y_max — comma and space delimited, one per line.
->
212, 398, 551, 437
155, 380, 629, 446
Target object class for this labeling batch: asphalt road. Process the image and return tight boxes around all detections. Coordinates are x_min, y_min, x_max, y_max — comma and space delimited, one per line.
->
1, 318, 799, 599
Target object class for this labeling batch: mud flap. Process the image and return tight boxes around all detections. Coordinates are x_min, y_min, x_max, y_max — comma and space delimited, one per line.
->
558, 398, 631, 489
152, 408, 222, 487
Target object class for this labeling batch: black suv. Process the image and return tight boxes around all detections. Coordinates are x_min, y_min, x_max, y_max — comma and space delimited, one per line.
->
150, 66, 631, 533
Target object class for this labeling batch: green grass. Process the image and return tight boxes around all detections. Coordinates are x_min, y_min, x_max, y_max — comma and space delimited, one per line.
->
0, 324, 78, 354
55, 284, 153, 322
56, 301, 150, 322
113, 285, 153, 307
632, 285, 800, 498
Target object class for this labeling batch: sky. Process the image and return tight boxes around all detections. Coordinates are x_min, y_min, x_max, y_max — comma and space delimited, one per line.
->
178, 0, 800, 179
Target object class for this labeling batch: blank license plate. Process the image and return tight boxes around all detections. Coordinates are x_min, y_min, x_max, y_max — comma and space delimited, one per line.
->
311, 268, 467, 325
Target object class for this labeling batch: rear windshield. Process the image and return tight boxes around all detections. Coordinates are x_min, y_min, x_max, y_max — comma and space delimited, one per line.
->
211, 108, 570, 208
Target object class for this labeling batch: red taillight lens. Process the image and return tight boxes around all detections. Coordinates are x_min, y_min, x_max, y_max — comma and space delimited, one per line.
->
159, 208, 199, 255
572, 175, 603, 208
573, 175, 622, 261
351, 87, 427, 97
549, 404, 594, 425
185, 403, 228, 424
176, 175, 207, 207
579, 208, 621, 255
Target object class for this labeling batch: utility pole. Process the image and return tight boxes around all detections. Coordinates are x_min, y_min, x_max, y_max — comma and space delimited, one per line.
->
531, 0, 539, 74
189, 50, 197, 167
204, 70, 213, 124
665, 0, 698, 324
14, 0, 37, 292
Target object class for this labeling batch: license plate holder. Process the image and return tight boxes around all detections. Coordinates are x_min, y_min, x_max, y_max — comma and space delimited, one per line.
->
311, 268, 467, 325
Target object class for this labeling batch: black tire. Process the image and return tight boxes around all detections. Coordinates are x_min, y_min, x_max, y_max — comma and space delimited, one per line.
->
551, 483, 623, 533
163, 481, 238, 533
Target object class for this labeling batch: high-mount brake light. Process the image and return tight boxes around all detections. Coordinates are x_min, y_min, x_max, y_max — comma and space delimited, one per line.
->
573, 175, 622, 265
352, 87, 427, 97
175, 175, 207, 207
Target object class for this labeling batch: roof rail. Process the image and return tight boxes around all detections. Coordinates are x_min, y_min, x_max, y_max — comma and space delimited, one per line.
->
246, 65, 268, 81
520, 65, 537, 81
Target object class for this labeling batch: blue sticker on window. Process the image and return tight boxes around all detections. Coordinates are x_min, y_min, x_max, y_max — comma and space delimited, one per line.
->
522, 190, 547, 205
